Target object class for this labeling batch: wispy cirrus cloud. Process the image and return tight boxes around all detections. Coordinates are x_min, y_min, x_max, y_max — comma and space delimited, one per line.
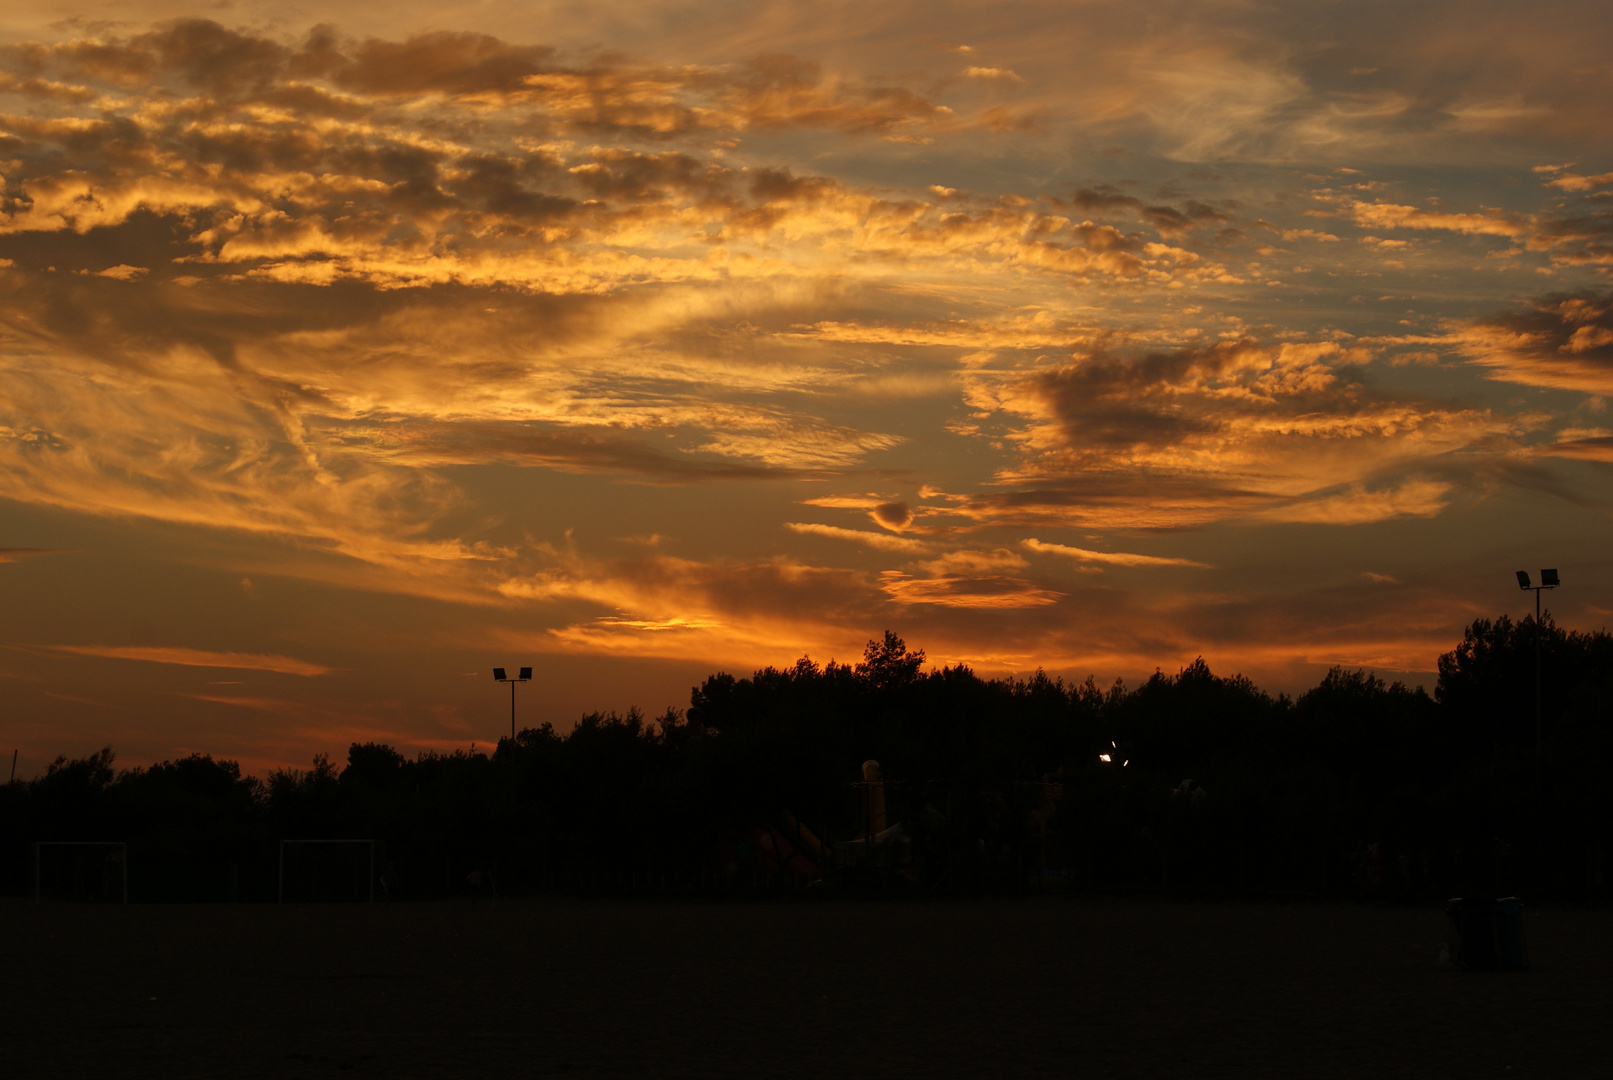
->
1321, 182, 1613, 271
1442, 291, 1613, 393
1345, 200, 1529, 239
0, 547, 72, 563
785, 522, 927, 551
954, 339, 1510, 528
1022, 538, 1209, 568
880, 548, 1063, 609
1256, 479, 1455, 525
48, 645, 333, 676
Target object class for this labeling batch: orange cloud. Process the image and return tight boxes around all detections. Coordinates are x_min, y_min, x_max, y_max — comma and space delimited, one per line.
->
785, 522, 926, 551
880, 549, 1061, 609
868, 501, 914, 531
1021, 538, 1209, 568
955, 339, 1506, 528
879, 571, 1062, 609
1346, 200, 1527, 238
1443, 291, 1613, 393
1538, 435, 1613, 462
963, 67, 1024, 83
0, 547, 72, 563
1545, 171, 1613, 193
49, 645, 333, 676
1257, 479, 1453, 525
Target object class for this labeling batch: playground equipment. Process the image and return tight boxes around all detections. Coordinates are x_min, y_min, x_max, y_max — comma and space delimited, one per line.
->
832, 760, 912, 874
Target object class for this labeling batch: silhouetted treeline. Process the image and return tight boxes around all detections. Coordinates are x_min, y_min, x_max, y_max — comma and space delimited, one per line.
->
4, 615, 1610, 902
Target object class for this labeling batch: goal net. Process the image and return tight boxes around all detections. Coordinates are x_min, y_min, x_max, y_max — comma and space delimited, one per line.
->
278, 839, 376, 902
33, 842, 127, 903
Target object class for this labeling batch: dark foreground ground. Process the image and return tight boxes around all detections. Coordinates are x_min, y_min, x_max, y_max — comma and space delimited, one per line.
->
3, 896, 1609, 1078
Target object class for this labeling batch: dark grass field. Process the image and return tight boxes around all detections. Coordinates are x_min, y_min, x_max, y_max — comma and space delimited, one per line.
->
4, 896, 1610, 1078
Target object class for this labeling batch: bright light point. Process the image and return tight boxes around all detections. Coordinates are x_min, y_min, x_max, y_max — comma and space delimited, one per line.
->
1099, 753, 1112, 762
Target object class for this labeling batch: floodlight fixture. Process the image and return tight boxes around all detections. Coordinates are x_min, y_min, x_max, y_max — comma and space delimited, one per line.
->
1542, 568, 1559, 588
1516, 571, 1531, 590
493, 665, 533, 742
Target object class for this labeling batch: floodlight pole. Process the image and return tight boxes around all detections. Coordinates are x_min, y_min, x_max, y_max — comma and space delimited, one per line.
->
1515, 570, 1559, 787
1534, 584, 1541, 784
493, 667, 532, 743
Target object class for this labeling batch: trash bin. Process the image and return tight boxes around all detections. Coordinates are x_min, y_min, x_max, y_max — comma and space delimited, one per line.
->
1446, 896, 1527, 971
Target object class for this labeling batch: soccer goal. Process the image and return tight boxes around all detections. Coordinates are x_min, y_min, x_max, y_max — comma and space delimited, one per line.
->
33, 842, 128, 904
278, 839, 376, 903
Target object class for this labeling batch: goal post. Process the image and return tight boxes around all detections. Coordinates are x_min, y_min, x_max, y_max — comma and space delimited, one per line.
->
32, 842, 128, 904
278, 839, 376, 903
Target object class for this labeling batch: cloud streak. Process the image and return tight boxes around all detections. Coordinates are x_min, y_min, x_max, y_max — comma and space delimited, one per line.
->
1444, 291, 1613, 393
785, 522, 927, 551
1022, 538, 1210, 568
48, 645, 333, 677
0, 547, 72, 563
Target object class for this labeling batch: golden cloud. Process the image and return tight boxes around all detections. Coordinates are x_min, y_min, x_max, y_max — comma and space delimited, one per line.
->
1257, 479, 1453, 525
0, 547, 73, 563
1444, 291, 1613, 393
878, 572, 1062, 609
1021, 538, 1210, 568
784, 522, 927, 552
1539, 435, 1613, 462
1545, 171, 1613, 193
953, 339, 1506, 528
879, 546, 1062, 609
1345, 200, 1527, 238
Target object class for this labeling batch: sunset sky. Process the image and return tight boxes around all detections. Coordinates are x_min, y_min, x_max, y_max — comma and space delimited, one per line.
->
3, 0, 1611, 775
